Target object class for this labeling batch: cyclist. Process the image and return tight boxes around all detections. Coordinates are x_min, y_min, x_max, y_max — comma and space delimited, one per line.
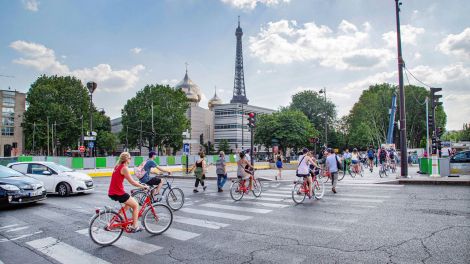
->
140, 151, 172, 198
388, 148, 397, 169
297, 148, 314, 198
351, 148, 360, 173
343, 148, 352, 173
108, 152, 148, 233
378, 146, 388, 171
367, 146, 375, 172
237, 151, 254, 189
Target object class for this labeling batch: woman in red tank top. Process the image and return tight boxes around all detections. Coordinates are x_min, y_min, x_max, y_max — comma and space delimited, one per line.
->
108, 152, 147, 232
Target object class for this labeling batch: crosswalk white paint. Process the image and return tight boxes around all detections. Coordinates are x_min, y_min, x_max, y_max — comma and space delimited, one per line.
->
163, 228, 200, 241
340, 183, 403, 188
180, 208, 252, 221
201, 203, 272, 214
76, 229, 162, 255
243, 196, 285, 202
221, 200, 289, 208
26, 237, 111, 264
173, 216, 229, 229
265, 190, 292, 195
4, 226, 29, 233
0, 224, 18, 231
6, 231, 43, 242
328, 197, 384, 203
261, 193, 290, 198
331, 193, 391, 199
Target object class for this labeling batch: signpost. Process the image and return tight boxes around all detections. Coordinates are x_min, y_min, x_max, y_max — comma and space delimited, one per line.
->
183, 143, 190, 174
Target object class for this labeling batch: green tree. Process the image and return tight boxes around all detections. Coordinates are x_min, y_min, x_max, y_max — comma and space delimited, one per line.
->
96, 131, 118, 155
120, 84, 189, 154
218, 139, 231, 154
254, 109, 318, 152
23, 75, 91, 155
289, 90, 336, 144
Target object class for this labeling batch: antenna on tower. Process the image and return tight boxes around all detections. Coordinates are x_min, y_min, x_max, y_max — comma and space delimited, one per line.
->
238, 16, 240, 27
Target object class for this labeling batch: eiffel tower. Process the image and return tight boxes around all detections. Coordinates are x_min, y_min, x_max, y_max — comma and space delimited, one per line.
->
230, 16, 249, 104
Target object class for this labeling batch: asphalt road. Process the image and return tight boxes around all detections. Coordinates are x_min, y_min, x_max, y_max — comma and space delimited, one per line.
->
1, 174, 469, 264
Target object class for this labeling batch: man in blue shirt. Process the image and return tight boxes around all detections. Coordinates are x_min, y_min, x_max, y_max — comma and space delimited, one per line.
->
325, 148, 339, 193
140, 151, 172, 196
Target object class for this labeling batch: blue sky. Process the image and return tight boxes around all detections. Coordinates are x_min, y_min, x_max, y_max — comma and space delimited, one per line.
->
1, 0, 469, 130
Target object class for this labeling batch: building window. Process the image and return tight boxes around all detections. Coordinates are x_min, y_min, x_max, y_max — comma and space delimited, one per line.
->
2, 117, 14, 126
2, 97, 15, 107
1, 91, 15, 98
1, 126, 14, 136
2, 107, 14, 116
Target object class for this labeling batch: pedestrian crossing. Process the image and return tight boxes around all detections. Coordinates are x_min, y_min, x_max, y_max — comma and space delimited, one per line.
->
0, 182, 403, 263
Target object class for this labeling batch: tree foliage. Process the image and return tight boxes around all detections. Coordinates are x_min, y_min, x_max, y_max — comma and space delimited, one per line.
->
120, 84, 189, 154
346, 83, 447, 148
289, 90, 336, 144
254, 109, 318, 152
218, 139, 231, 154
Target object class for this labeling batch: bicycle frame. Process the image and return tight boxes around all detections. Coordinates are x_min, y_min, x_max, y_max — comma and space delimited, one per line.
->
238, 174, 255, 193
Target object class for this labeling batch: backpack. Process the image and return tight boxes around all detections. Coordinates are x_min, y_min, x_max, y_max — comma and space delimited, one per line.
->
367, 149, 374, 158
389, 151, 395, 159
379, 150, 386, 160
134, 159, 149, 179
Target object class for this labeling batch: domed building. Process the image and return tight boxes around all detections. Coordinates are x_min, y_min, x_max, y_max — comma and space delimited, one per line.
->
208, 87, 223, 110
175, 67, 216, 155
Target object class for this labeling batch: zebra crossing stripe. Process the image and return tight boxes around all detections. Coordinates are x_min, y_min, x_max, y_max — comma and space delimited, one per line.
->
26, 237, 111, 264
5, 226, 29, 233
163, 228, 200, 241
180, 208, 252, 221
261, 193, 289, 198
221, 200, 289, 208
328, 197, 384, 203
201, 203, 272, 214
173, 216, 229, 229
0, 224, 18, 230
76, 229, 162, 255
7, 231, 43, 242
265, 190, 292, 194
331, 193, 391, 199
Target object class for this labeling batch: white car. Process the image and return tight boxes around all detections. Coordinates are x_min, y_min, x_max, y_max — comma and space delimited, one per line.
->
7, 162, 94, 196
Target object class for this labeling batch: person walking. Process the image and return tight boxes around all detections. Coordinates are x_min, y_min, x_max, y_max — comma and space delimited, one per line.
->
275, 155, 283, 181
325, 148, 339, 193
216, 151, 227, 192
189, 152, 207, 193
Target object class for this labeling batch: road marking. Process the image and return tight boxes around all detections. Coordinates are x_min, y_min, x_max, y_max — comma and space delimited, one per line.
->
317, 202, 377, 208
278, 187, 293, 190
26, 237, 111, 264
328, 197, 384, 203
242, 196, 285, 202
327, 193, 391, 199
76, 229, 162, 255
173, 216, 229, 229
163, 228, 200, 241
180, 208, 252, 221
261, 193, 289, 198
220, 200, 289, 208
4, 226, 29, 233
1, 231, 43, 242
265, 190, 292, 194
201, 203, 272, 214
340, 183, 403, 187
0, 224, 18, 230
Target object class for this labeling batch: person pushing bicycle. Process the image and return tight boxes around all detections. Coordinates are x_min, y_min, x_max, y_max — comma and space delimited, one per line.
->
108, 152, 148, 233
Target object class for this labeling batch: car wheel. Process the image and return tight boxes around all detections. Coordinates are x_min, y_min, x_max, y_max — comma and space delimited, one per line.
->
57, 182, 71, 197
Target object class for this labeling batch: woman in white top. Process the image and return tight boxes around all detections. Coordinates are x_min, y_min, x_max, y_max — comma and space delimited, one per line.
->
297, 148, 315, 198
351, 148, 360, 173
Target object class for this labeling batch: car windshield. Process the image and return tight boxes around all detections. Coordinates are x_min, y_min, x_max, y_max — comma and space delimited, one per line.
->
0, 165, 25, 178
46, 163, 74, 173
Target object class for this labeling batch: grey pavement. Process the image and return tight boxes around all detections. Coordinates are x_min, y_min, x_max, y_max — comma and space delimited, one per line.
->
1, 177, 469, 264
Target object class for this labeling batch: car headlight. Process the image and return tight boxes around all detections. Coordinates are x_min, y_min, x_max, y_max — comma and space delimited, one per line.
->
0, 184, 20, 191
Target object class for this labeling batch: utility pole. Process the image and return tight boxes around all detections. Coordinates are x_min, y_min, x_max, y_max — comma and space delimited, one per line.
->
425, 97, 430, 157
81, 115, 84, 147
140, 120, 143, 156
32, 122, 36, 155
395, 0, 408, 177
241, 104, 244, 150
47, 117, 50, 156
151, 103, 155, 151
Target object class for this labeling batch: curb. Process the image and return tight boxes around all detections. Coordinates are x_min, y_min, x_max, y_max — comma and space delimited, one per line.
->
397, 179, 470, 186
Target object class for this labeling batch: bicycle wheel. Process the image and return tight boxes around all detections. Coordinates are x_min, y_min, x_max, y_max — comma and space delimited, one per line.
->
166, 188, 184, 211
338, 169, 345, 181
89, 210, 123, 246
230, 180, 244, 201
359, 164, 364, 177
322, 171, 330, 183
142, 203, 173, 235
252, 179, 262, 197
313, 180, 325, 199
131, 190, 148, 206
379, 167, 385, 178
292, 182, 306, 204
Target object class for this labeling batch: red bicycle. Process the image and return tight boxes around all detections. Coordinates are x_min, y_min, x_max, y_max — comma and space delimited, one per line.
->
89, 186, 173, 246
230, 171, 262, 201
292, 171, 325, 204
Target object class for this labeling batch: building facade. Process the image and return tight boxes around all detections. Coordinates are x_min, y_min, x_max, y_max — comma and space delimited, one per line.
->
0, 90, 25, 157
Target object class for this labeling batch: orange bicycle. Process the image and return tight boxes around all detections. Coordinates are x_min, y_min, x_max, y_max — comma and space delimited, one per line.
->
230, 170, 262, 201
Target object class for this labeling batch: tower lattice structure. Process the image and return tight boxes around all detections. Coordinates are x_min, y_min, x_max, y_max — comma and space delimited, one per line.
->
230, 17, 249, 104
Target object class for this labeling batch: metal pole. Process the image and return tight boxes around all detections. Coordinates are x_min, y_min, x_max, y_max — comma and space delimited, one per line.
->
395, 0, 408, 177
241, 104, 244, 150
47, 116, 49, 156
151, 103, 155, 151
140, 120, 143, 156
425, 97, 429, 157
324, 88, 327, 147
250, 128, 254, 166
81, 115, 84, 147
89, 92, 93, 157
32, 122, 36, 155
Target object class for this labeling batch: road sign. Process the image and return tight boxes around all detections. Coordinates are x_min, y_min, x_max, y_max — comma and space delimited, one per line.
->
88, 141, 94, 149
183, 139, 199, 144
183, 143, 190, 155
84, 136, 96, 141
79, 146, 85, 153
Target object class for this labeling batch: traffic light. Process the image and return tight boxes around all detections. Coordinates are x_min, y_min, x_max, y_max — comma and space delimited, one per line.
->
431, 136, 437, 154
428, 115, 434, 131
436, 127, 443, 138
199, 134, 204, 145
430, 87, 443, 109
248, 112, 256, 128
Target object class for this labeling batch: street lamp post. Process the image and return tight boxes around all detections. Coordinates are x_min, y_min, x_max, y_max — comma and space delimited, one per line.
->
87, 81, 97, 157
319, 88, 327, 147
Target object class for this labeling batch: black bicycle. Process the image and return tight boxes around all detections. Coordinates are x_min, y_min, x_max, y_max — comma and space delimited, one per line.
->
131, 174, 185, 211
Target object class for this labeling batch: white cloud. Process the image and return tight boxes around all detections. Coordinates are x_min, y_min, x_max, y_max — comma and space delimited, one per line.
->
221, 0, 290, 10
130, 47, 142, 54
22, 0, 39, 12
160, 79, 179, 86
10, 40, 145, 92
382, 24, 425, 48
249, 19, 392, 70
437, 28, 470, 58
